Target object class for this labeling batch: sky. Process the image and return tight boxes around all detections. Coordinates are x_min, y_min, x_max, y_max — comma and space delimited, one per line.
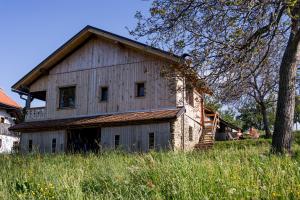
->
0, 0, 151, 106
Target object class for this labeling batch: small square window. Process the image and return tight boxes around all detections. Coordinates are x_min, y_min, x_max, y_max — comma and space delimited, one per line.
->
59, 86, 76, 108
149, 132, 155, 150
100, 87, 108, 101
136, 82, 145, 97
0, 117, 4, 123
115, 135, 120, 148
189, 126, 193, 141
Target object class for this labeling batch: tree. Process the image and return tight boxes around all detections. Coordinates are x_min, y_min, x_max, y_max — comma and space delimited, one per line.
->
131, 0, 300, 153
294, 96, 300, 130
237, 100, 276, 132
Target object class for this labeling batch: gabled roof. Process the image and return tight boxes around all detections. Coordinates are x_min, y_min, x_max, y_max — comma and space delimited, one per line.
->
0, 88, 21, 109
10, 108, 183, 132
12, 25, 181, 91
12, 25, 212, 95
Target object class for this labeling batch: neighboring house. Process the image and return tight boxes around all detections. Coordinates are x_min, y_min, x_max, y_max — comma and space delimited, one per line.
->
0, 88, 21, 153
10, 26, 217, 153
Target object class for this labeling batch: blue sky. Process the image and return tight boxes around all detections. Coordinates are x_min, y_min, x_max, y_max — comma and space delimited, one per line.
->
0, 0, 151, 106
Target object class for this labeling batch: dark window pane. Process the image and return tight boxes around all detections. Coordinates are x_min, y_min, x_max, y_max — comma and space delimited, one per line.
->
52, 138, 56, 153
101, 87, 108, 101
0, 139, 2, 148
28, 140, 33, 152
137, 83, 145, 97
0, 117, 4, 123
186, 84, 194, 107
59, 87, 76, 108
115, 135, 120, 148
189, 126, 193, 141
149, 132, 155, 150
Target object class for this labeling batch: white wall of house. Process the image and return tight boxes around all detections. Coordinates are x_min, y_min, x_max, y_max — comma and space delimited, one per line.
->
0, 135, 19, 153
0, 109, 15, 125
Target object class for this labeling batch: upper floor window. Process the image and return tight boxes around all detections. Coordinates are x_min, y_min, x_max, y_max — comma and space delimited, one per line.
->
100, 86, 108, 101
0, 117, 4, 123
186, 84, 194, 107
136, 82, 145, 97
59, 86, 76, 108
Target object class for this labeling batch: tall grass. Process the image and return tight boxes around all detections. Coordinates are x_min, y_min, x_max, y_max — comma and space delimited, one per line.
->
0, 137, 300, 199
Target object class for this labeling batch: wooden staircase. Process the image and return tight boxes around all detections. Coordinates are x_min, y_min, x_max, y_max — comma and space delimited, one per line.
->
195, 113, 219, 150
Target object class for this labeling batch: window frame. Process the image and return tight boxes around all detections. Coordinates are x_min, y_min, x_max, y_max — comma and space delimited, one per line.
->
185, 83, 194, 107
135, 82, 146, 98
28, 139, 33, 153
114, 135, 120, 149
52, 138, 56, 153
58, 85, 76, 109
188, 126, 193, 141
99, 86, 109, 102
148, 132, 155, 150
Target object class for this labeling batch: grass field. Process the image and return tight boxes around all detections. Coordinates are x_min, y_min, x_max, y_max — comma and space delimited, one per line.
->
0, 135, 300, 199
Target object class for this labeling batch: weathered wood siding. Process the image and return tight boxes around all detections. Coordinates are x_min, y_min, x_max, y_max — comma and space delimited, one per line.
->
20, 130, 65, 153
29, 37, 177, 120
101, 123, 171, 152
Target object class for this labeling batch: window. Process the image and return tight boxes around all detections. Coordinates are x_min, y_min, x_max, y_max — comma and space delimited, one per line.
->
149, 132, 155, 150
28, 140, 33, 152
0, 139, 2, 148
189, 126, 193, 141
0, 117, 4, 123
52, 138, 56, 153
186, 84, 194, 107
136, 82, 145, 97
100, 87, 108, 101
59, 86, 76, 108
114, 135, 120, 148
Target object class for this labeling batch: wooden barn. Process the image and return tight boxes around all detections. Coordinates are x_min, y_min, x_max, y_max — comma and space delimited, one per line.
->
0, 88, 21, 153
10, 26, 219, 153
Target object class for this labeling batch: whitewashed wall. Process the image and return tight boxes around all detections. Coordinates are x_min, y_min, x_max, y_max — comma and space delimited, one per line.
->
0, 135, 19, 153
0, 109, 15, 125
101, 123, 171, 152
20, 130, 65, 153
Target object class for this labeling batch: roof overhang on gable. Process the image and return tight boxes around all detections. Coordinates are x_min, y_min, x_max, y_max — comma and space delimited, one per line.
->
12, 25, 212, 95
12, 26, 181, 92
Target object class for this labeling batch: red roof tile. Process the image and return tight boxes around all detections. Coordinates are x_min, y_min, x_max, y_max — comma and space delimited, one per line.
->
0, 88, 21, 108
10, 108, 182, 132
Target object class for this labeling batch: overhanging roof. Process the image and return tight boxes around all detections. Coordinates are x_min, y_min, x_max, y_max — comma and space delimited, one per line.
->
10, 108, 184, 132
12, 25, 212, 95
12, 25, 181, 91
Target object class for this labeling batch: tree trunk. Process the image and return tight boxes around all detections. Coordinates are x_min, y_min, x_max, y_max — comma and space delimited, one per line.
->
260, 103, 271, 138
272, 17, 300, 153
